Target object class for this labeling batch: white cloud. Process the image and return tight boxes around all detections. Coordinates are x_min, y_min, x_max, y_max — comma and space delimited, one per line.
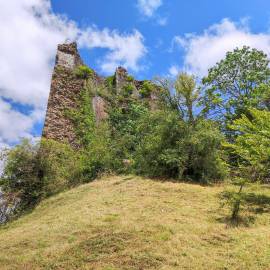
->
157, 17, 167, 26
0, 98, 38, 143
137, 0, 163, 17
79, 28, 147, 73
0, 0, 146, 146
174, 18, 270, 77
168, 65, 180, 77
0, 0, 79, 108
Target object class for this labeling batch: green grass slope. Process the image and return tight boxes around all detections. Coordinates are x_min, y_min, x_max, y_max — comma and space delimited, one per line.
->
0, 175, 270, 270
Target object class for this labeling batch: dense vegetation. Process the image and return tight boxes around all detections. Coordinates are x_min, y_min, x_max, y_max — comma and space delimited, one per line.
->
1, 46, 270, 223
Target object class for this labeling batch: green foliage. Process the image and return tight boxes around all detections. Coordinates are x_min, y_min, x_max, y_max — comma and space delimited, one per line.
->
66, 87, 95, 147
0, 139, 81, 212
0, 139, 41, 209
66, 85, 116, 180
220, 177, 248, 221
202, 46, 270, 128
38, 139, 82, 194
79, 122, 117, 180
105, 75, 116, 90
154, 74, 202, 122
221, 108, 270, 220
186, 120, 228, 183
139, 81, 154, 98
126, 75, 134, 82
122, 83, 135, 97
175, 73, 199, 123
108, 98, 149, 167
134, 110, 188, 178
224, 108, 270, 182
134, 110, 227, 182
74, 65, 94, 79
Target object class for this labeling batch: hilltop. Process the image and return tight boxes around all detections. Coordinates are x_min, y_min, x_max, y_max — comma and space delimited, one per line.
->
0, 175, 269, 270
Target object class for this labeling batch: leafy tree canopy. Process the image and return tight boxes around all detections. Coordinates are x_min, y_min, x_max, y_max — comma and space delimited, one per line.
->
202, 46, 270, 126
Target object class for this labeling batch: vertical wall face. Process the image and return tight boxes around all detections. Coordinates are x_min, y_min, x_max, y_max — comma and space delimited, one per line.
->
42, 42, 84, 147
92, 96, 107, 123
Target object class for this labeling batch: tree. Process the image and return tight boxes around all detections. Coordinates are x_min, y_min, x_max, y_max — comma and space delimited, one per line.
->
175, 72, 200, 124
225, 108, 270, 182
202, 46, 270, 129
155, 73, 202, 123
134, 110, 227, 182
221, 109, 270, 221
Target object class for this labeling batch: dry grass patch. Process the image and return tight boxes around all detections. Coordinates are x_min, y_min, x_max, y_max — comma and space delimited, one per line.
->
0, 175, 270, 269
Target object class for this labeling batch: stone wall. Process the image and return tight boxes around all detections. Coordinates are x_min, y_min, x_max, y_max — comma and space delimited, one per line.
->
42, 42, 85, 147
92, 96, 107, 123
42, 42, 158, 147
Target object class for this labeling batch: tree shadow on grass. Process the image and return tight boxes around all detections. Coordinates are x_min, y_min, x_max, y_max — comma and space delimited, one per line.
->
217, 191, 270, 227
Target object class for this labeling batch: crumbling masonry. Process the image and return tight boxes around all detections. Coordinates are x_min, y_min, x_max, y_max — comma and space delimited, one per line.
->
42, 42, 156, 147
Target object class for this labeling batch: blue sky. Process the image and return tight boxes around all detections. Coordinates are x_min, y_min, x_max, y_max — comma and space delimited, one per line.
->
1, 0, 270, 148
52, 0, 270, 79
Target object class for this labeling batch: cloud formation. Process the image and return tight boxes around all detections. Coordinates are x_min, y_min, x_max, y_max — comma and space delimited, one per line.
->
137, 0, 163, 17
0, 0, 146, 145
79, 28, 146, 73
174, 18, 270, 77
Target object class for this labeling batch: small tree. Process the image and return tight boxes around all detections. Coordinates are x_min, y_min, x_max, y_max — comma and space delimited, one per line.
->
175, 73, 200, 124
155, 73, 202, 122
221, 109, 270, 221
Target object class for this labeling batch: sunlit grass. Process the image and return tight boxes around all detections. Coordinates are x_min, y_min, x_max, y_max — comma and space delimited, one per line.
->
0, 175, 269, 269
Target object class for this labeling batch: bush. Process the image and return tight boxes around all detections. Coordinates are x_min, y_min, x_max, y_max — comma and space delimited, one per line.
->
38, 139, 82, 194
79, 122, 118, 180
0, 139, 81, 213
134, 111, 227, 182
105, 75, 116, 90
139, 81, 154, 98
74, 65, 93, 79
186, 120, 228, 183
134, 110, 187, 178
122, 84, 135, 97
126, 75, 134, 82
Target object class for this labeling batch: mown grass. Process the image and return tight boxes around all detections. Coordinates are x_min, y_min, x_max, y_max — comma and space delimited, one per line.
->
0, 175, 270, 269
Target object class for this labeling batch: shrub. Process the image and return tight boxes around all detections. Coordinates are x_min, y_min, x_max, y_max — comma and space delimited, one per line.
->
134, 111, 227, 182
122, 84, 135, 97
0, 139, 81, 213
74, 65, 94, 79
79, 122, 117, 180
126, 75, 134, 82
105, 75, 116, 90
139, 81, 154, 98
134, 110, 188, 179
186, 120, 228, 183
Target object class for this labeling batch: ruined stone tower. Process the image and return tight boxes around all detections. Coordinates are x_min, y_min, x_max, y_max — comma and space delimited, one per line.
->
42, 42, 85, 146
43, 42, 158, 147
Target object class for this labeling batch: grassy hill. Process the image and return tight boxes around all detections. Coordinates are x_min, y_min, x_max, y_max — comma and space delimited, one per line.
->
0, 175, 269, 270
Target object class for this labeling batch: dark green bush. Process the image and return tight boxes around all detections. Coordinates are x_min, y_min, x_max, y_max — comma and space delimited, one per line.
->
134, 111, 227, 183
